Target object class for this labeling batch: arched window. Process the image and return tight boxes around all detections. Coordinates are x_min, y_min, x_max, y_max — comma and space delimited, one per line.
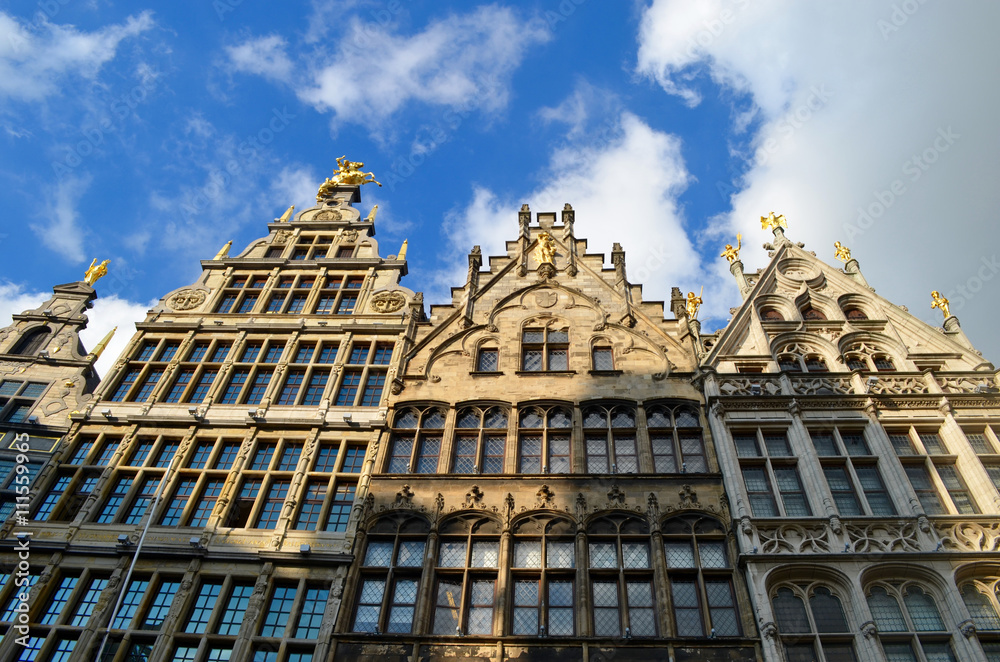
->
11, 327, 51, 356
517, 404, 571, 474
845, 354, 866, 371
804, 355, 828, 372
588, 515, 655, 637
772, 584, 856, 660
778, 354, 800, 372
385, 406, 446, 474
511, 515, 576, 636
844, 308, 868, 321
352, 515, 429, 634
646, 404, 707, 473
433, 515, 500, 636
761, 309, 784, 322
452, 406, 508, 474
961, 581, 1000, 632
873, 355, 896, 372
801, 307, 827, 321
663, 516, 739, 637
582, 404, 637, 474
866, 584, 955, 661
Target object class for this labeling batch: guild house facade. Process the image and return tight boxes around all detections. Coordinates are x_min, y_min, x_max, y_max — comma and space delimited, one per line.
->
0, 164, 997, 662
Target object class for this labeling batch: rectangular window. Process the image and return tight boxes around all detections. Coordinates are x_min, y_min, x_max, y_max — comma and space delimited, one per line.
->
256, 481, 289, 528
219, 583, 254, 635
110, 368, 141, 402
743, 467, 778, 517
343, 446, 365, 473
592, 347, 614, 371
592, 580, 620, 636
476, 348, 499, 372
905, 465, 946, 514
160, 479, 196, 525
388, 437, 412, 473
415, 438, 440, 473
824, 466, 862, 516
335, 369, 362, 405
184, 582, 222, 634
142, 579, 180, 630
97, 476, 134, 523
111, 578, 150, 629
360, 371, 385, 406
855, 465, 896, 516
165, 369, 194, 403
296, 586, 329, 639
295, 482, 326, 531
774, 467, 811, 516
41, 575, 78, 624
71, 576, 109, 626
672, 580, 704, 636
278, 370, 305, 405
301, 371, 329, 406
326, 484, 354, 532
548, 580, 574, 636
353, 579, 385, 632
936, 464, 977, 514
261, 585, 296, 636
245, 370, 273, 405
220, 369, 249, 404
190, 480, 225, 527
188, 369, 217, 402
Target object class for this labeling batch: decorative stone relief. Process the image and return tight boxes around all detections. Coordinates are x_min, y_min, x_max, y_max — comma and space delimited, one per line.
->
536, 485, 554, 508
718, 377, 782, 396
395, 484, 414, 506
793, 377, 852, 396
315, 209, 343, 221
607, 485, 626, 505
273, 230, 293, 244
845, 521, 920, 553
167, 289, 207, 311
370, 291, 406, 313
939, 376, 986, 393
464, 485, 484, 508
937, 521, 1000, 552
757, 523, 830, 554
869, 377, 929, 395
341, 229, 359, 242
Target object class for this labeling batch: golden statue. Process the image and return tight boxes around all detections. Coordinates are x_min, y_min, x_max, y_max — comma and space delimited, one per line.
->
834, 241, 851, 262
931, 291, 951, 319
317, 155, 382, 201
760, 211, 788, 231
535, 232, 556, 264
214, 241, 232, 260
83, 258, 110, 286
720, 233, 742, 263
686, 289, 704, 320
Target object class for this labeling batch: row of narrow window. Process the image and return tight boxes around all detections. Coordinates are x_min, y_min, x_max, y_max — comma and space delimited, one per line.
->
385, 402, 708, 475
352, 513, 739, 639
760, 304, 868, 322
109, 337, 392, 408
214, 272, 364, 316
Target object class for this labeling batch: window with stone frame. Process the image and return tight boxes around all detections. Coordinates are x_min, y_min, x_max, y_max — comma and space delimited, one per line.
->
520, 326, 569, 372
265, 274, 316, 314
292, 233, 335, 260
842, 306, 868, 321
103, 572, 182, 658
21, 568, 111, 660
214, 273, 269, 314
775, 345, 829, 373
177, 576, 256, 656
159, 435, 242, 527
587, 514, 657, 638
841, 342, 900, 373
221, 436, 303, 529
218, 338, 278, 406
734, 428, 811, 517
809, 427, 896, 517
591, 345, 615, 371
351, 514, 429, 634
663, 515, 740, 638
275, 338, 341, 407
90, 435, 178, 525
517, 404, 572, 474
800, 306, 827, 321
959, 576, 1000, 654
511, 514, 576, 636
252, 578, 331, 658
474, 346, 500, 372
317, 273, 365, 314
866, 583, 957, 661
0, 379, 48, 423
107, 337, 186, 402
333, 339, 392, 407
582, 404, 638, 474
646, 403, 708, 473
10, 325, 50, 356
452, 405, 508, 474
0, 569, 40, 626
963, 426, 999, 455
432, 514, 501, 636
162, 339, 231, 404
385, 406, 447, 474
889, 425, 979, 515
33, 432, 115, 521
772, 583, 858, 662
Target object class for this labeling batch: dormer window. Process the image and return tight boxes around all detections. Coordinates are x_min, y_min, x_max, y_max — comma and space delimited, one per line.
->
761, 309, 784, 322
844, 308, 868, 321
521, 328, 568, 372
801, 307, 826, 321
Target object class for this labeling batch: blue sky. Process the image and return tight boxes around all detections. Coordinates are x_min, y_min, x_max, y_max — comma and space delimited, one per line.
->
1, 0, 998, 375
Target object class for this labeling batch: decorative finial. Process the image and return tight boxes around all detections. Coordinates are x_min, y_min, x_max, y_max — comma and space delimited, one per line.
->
534, 232, 556, 264
760, 212, 787, 231
213, 241, 232, 260
365, 205, 378, 222
88, 326, 117, 361
83, 258, 110, 286
834, 241, 851, 262
317, 155, 382, 201
931, 291, 951, 319
720, 234, 742, 263
686, 289, 704, 320
277, 205, 294, 223
397, 239, 408, 261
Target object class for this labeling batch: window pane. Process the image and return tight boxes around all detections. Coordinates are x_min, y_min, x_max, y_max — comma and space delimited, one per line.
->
903, 588, 944, 631
773, 588, 808, 633
867, 587, 906, 632
810, 587, 848, 633
547, 581, 574, 636
672, 580, 703, 636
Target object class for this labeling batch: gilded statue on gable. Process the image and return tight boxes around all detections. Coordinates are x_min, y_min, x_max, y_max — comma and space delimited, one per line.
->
834, 241, 851, 262
760, 211, 788, 231
317, 155, 382, 200
535, 232, 556, 264
930, 291, 951, 319
83, 258, 110, 286
686, 290, 704, 320
720, 234, 742, 263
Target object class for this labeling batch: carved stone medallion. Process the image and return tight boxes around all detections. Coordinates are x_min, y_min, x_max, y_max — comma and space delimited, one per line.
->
371, 291, 406, 313
534, 291, 558, 308
316, 209, 343, 221
272, 230, 293, 244
167, 289, 207, 311
341, 229, 359, 242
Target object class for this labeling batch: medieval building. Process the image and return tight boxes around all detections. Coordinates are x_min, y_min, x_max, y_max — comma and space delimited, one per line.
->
0, 169, 997, 662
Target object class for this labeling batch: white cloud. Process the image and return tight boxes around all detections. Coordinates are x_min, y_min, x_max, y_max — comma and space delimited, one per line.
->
439, 111, 734, 317
228, 6, 549, 131
537, 79, 621, 138
636, 0, 1000, 361
0, 282, 150, 381
224, 34, 293, 83
31, 174, 92, 262
0, 11, 154, 103
269, 165, 319, 214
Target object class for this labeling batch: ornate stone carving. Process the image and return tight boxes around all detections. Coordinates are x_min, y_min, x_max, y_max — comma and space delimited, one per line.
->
341, 229, 359, 242
678, 485, 698, 504
793, 377, 852, 396
760, 621, 778, 639
315, 209, 343, 221
536, 485, 554, 508
844, 520, 920, 553
535, 291, 557, 308
959, 619, 977, 638
718, 377, 781, 397
272, 230, 292, 244
168, 289, 207, 311
395, 484, 414, 506
371, 291, 406, 314
860, 620, 878, 639
869, 377, 929, 395
607, 485, 625, 505
464, 485, 484, 508
757, 523, 830, 554
937, 521, 1000, 552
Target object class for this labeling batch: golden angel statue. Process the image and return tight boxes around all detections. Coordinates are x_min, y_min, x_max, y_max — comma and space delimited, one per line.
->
317, 155, 382, 201
930, 291, 951, 319
535, 232, 556, 264
84, 258, 110, 286
720, 234, 742, 263
833, 241, 851, 262
760, 211, 788, 231
686, 289, 704, 320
